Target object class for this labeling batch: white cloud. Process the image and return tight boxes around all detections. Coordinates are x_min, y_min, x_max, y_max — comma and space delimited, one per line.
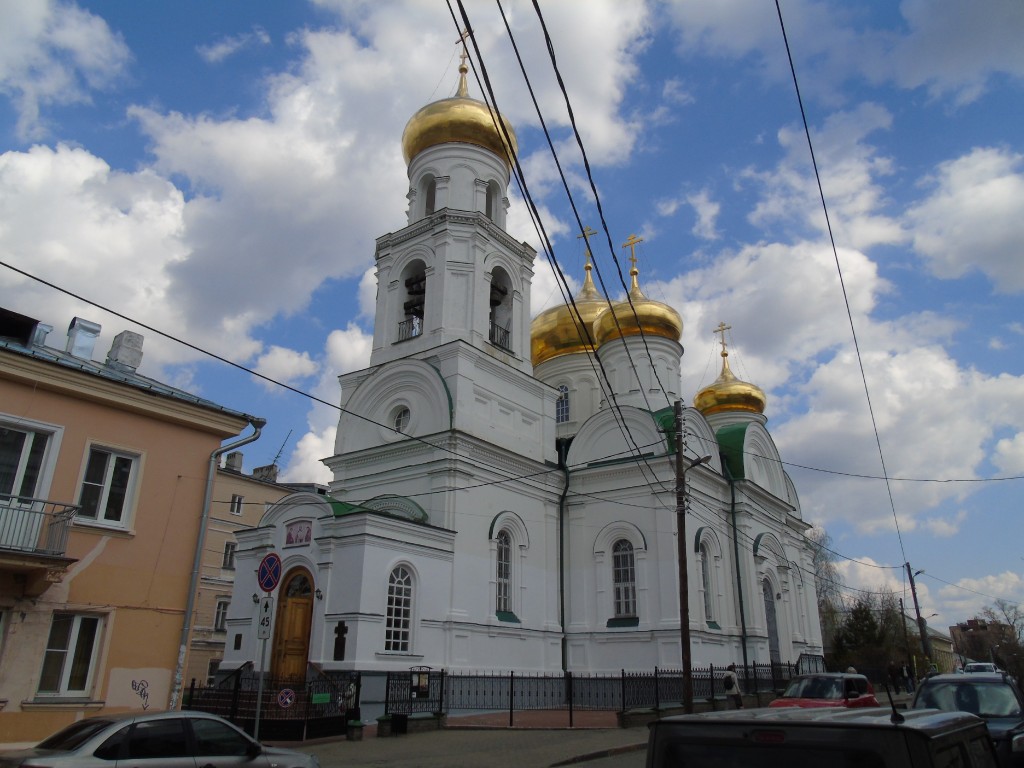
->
0, 0, 130, 139
254, 345, 318, 388
687, 190, 720, 240
197, 27, 271, 64
906, 147, 1024, 293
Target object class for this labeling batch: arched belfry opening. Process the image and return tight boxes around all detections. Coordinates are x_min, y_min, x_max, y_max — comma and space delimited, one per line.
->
488, 266, 512, 350
423, 175, 437, 217
485, 179, 500, 221
399, 259, 426, 341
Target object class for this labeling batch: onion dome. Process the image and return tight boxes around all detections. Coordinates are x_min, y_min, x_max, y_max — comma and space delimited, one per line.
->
401, 58, 518, 168
531, 255, 607, 366
694, 329, 766, 416
592, 246, 682, 346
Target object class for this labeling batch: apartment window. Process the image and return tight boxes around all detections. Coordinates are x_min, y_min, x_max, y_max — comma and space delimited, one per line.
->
229, 494, 244, 515
206, 658, 221, 686
38, 612, 101, 696
222, 541, 236, 569
612, 539, 637, 618
0, 425, 50, 498
385, 565, 413, 652
78, 447, 136, 525
496, 530, 511, 613
555, 385, 570, 424
214, 599, 229, 632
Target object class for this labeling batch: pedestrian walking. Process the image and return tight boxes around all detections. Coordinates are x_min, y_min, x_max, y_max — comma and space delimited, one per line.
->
723, 663, 743, 709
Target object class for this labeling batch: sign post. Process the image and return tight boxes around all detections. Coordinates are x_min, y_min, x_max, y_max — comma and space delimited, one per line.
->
254, 552, 282, 741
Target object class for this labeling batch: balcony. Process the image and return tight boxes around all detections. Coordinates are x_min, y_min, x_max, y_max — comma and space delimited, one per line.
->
0, 495, 78, 597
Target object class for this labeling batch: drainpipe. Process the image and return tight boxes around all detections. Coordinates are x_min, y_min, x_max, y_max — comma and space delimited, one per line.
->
557, 438, 571, 673
723, 456, 750, 675
169, 416, 266, 710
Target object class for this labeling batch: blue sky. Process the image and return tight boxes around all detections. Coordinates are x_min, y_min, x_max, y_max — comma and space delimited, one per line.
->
2, 0, 1023, 630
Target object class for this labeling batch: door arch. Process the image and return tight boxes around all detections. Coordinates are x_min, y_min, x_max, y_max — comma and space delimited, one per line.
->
271, 568, 314, 680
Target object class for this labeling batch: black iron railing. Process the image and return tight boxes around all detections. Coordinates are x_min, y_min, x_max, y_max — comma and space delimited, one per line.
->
0, 495, 77, 556
489, 321, 511, 350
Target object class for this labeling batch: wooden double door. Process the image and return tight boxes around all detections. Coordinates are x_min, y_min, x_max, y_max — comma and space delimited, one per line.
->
271, 568, 315, 680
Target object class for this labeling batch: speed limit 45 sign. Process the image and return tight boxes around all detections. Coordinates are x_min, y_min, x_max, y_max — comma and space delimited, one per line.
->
258, 597, 274, 639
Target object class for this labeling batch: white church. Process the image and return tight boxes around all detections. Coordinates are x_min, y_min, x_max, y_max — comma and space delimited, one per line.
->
222, 57, 823, 682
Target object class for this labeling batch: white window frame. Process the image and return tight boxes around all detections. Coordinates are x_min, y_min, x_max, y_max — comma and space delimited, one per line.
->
214, 599, 229, 632
0, 417, 62, 500
700, 541, 715, 623
612, 539, 637, 618
37, 612, 102, 697
229, 494, 244, 515
496, 530, 511, 613
555, 385, 570, 424
76, 445, 139, 528
385, 565, 413, 653
221, 541, 237, 569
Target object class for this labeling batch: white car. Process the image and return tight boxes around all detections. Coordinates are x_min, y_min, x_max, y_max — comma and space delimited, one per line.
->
964, 662, 999, 674
0, 710, 319, 768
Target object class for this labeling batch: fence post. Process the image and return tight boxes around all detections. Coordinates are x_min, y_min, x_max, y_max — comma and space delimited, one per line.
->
302, 679, 311, 742
437, 669, 446, 715
567, 670, 574, 728
186, 678, 195, 710
654, 667, 660, 711
620, 669, 626, 714
230, 668, 242, 722
771, 660, 778, 692
384, 672, 391, 716
709, 663, 716, 708
509, 670, 515, 728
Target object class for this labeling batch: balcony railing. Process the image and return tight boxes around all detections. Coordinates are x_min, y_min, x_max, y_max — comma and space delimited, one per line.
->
397, 317, 423, 342
489, 321, 511, 351
0, 495, 78, 557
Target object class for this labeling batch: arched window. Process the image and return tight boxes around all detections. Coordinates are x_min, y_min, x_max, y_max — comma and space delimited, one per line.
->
699, 541, 715, 622
393, 406, 410, 433
385, 566, 413, 652
398, 259, 426, 342
485, 179, 500, 220
555, 385, 570, 423
612, 539, 636, 618
496, 530, 511, 612
424, 176, 436, 216
488, 266, 512, 350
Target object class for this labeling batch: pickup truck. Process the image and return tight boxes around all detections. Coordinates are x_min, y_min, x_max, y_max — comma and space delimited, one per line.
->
646, 706, 998, 767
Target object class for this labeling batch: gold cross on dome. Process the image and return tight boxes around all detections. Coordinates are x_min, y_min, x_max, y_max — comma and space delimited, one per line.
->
622, 233, 644, 272
578, 226, 596, 259
714, 321, 732, 356
456, 28, 471, 68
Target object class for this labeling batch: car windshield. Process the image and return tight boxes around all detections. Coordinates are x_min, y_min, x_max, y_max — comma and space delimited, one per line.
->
36, 718, 116, 751
782, 677, 843, 700
916, 681, 1022, 718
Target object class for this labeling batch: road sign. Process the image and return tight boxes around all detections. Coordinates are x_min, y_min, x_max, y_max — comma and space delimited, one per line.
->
278, 688, 296, 708
257, 552, 282, 592
257, 597, 273, 639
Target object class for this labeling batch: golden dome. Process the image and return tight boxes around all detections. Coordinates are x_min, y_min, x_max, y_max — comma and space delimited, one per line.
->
531, 257, 608, 366
694, 331, 766, 416
401, 61, 517, 168
592, 248, 682, 346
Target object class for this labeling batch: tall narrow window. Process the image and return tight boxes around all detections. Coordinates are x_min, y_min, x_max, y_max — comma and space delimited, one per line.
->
38, 613, 100, 695
222, 541, 237, 569
424, 177, 436, 216
78, 447, 136, 526
485, 180, 500, 220
229, 494, 244, 515
700, 542, 715, 622
496, 530, 511, 612
555, 385, 570, 423
612, 539, 637, 618
214, 599, 229, 632
385, 566, 413, 652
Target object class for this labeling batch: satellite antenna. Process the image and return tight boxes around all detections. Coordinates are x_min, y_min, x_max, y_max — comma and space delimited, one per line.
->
272, 429, 292, 466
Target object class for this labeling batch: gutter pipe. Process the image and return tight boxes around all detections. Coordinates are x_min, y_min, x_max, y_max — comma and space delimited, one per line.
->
169, 416, 266, 710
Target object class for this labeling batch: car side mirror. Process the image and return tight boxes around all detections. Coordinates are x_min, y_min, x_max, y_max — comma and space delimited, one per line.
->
247, 741, 263, 758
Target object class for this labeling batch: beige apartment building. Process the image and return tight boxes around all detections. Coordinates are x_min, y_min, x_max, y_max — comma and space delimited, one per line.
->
0, 308, 261, 742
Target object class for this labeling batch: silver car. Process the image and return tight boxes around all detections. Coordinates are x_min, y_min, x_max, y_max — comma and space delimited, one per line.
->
0, 709, 320, 767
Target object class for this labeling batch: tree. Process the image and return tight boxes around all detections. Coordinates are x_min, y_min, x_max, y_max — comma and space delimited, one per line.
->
807, 527, 844, 654
980, 600, 1024, 682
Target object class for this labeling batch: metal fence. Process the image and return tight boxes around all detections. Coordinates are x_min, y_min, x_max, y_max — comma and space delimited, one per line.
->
186, 664, 360, 741
385, 656, 823, 727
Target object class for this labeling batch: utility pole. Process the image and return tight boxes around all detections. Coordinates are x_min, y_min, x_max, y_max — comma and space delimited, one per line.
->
675, 401, 710, 714
899, 597, 913, 663
906, 563, 933, 663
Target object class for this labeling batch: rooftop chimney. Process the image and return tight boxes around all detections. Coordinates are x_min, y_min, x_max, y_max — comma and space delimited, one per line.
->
105, 330, 144, 372
66, 317, 101, 359
224, 452, 244, 473
252, 464, 279, 484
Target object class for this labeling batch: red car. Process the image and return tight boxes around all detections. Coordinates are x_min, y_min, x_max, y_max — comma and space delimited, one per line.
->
769, 672, 881, 708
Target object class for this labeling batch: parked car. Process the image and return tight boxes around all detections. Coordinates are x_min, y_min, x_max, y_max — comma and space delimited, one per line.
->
966, 663, 1000, 674
769, 672, 880, 708
911, 672, 1024, 767
0, 709, 320, 767
647, 707, 999, 767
